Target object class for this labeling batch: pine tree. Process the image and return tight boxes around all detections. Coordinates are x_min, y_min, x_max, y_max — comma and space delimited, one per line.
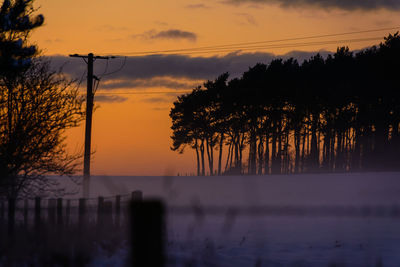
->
0, 0, 43, 76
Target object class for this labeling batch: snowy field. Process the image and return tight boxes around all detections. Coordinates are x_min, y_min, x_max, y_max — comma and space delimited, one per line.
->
61, 172, 400, 266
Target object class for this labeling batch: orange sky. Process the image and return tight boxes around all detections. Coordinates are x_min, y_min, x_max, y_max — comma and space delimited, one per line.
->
31, 0, 400, 175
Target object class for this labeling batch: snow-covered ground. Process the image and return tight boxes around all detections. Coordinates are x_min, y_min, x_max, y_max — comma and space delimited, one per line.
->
64, 172, 400, 206
61, 172, 400, 266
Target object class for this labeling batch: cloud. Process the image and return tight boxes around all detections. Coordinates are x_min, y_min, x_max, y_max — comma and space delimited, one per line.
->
375, 19, 393, 27
222, 0, 400, 11
154, 21, 168, 26
143, 96, 174, 103
134, 29, 197, 42
44, 38, 63, 44
152, 106, 169, 111
101, 77, 198, 90
48, 49, 332, 91
150, 29, 197, 42
94, 95, 128, 103
236, 13, 258, 25
186, 4, 210, 9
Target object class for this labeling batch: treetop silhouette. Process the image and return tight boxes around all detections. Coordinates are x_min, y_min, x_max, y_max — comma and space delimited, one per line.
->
170, 33, 400, 175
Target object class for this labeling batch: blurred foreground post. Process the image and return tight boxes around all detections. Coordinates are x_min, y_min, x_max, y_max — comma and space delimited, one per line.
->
115, 195, 121, 227
132, 190, 143, 201
8, 198, 15, 233
34, 197, 41, 229
103, 201, 113, 226
79, 198, 86, 227
66, 200, 71, 226
97, 196, 104, 228
57, 198, 63, 226
0, 200, 4, 224
48, 198, 56, 225
130, 200, 165, 267
23, 199, 28, 226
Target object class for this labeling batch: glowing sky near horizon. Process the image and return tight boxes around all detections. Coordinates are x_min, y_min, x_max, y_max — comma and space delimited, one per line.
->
31, 0, 400, 175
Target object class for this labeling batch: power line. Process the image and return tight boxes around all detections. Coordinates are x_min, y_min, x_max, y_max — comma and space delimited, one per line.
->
70, 27, 399, 97
156, 36, 383, 56
99, 36, 384, 57
78, 37, 388, 96
100, 26, 399, 56
99, 56, 127, 77
79, 90, 192, 96
95, 91, 191, 95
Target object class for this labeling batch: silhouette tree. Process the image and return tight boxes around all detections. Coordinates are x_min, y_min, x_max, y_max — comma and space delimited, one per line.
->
170, 89, 201, 175
0, 0, 43, 75
170, 33, 400, 176
0, 1, 84, 198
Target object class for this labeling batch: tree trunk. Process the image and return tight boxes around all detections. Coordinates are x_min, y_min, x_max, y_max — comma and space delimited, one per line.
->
301, 127, 306, 172
336, 132, 344, 171
264, 134, 270, 175
310, 113, 319, 171
217, 132, 224, 176
248, 130, 257, 175
206, 138, 214, 176
257, 135, 264, 175
294, 127, 301, 173
225, 140, 232, 172
239, 133, 245, 173
322, 127, 331, 171
200, 140, 205, 176
277, 121, 282, 174
195, 142, 200, 176
271, 123, 279, 174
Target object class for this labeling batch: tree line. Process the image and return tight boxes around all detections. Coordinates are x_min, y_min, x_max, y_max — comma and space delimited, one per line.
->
170, 33, 400, 176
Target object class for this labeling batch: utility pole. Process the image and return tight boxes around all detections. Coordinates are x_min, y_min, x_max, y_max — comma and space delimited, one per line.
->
69, 53, 111, 197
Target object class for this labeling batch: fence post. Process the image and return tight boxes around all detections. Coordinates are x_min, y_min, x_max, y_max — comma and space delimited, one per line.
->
103, 201, 113, 226
8, 198, 16, 233
130, 200, 165, 267
57, 198, 63, 226
24, 199, 28, 226
115, 195, 121, 227
132, 191, 143, 201
0, 199, 4, 224
48, 198, 56, 225
66, 200, 71, 226
34, 197, 41, 229
97, 196, 104, 228
79, 198, 86, 227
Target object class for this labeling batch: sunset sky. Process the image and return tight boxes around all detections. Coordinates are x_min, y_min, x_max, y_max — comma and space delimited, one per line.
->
31, 0, 400, 176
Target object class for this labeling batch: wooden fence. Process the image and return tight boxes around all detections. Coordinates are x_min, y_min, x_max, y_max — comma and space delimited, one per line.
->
0, 190, 144, 231
1, 190, 169, 267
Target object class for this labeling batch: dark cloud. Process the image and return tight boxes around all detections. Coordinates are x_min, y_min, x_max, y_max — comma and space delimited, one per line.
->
101, 78, 197, 90
223, 0, 400, 11
48, 50, 331, 90
150, 29, 197, 42
133, 29, 197, 42
94, 95, 128, 103
186, 4, 210, 9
